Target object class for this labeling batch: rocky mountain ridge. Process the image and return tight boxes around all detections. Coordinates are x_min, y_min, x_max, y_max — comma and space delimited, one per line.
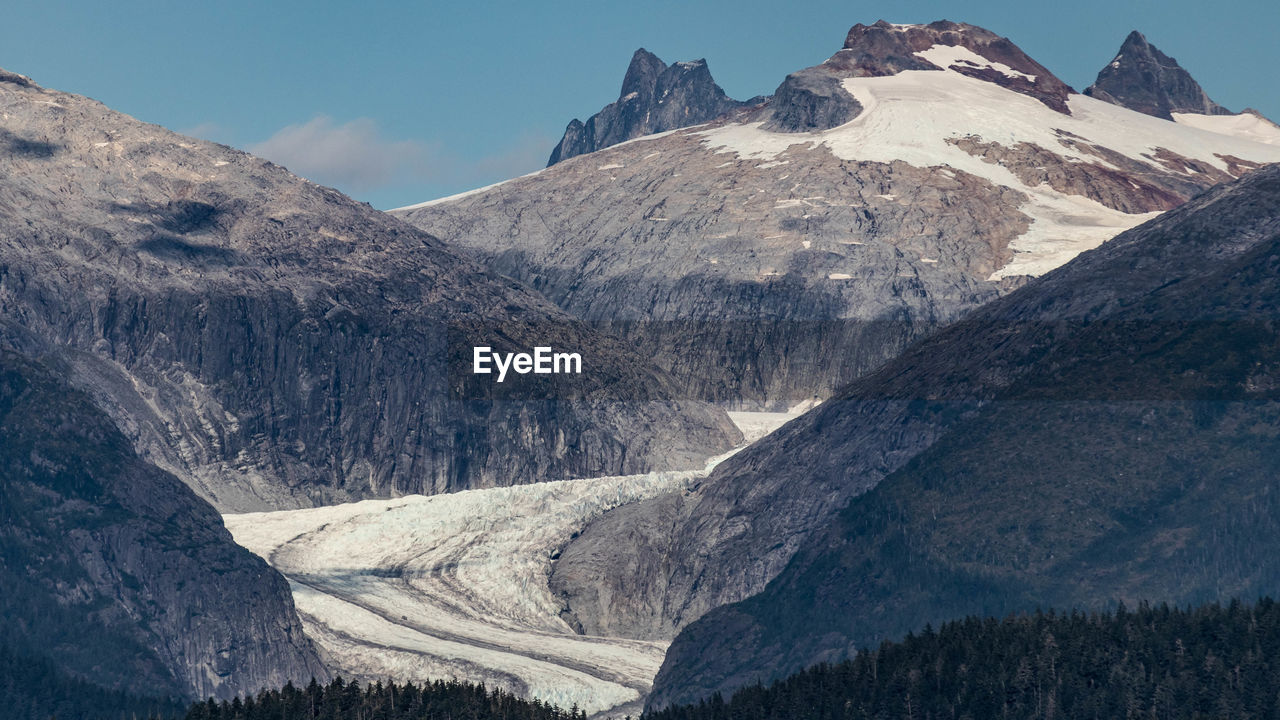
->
648, 160, 1280, 709
0, 68, 738, 512
1085, 30, 1232, 119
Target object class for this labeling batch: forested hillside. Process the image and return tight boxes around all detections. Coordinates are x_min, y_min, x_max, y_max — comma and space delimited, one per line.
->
0, 641, 183, 720
648, 599, 1280, 720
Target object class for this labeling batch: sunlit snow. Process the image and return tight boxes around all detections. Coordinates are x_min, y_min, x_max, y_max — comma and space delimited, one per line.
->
1172, 111, 1280, 146
694, 62, 1280, 279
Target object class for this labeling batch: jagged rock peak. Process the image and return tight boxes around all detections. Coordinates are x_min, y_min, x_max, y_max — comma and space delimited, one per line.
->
1085, 30, 1232, 119
547, 48, 756, 165
620, 48, 670, 99
824, 19, 1074, 113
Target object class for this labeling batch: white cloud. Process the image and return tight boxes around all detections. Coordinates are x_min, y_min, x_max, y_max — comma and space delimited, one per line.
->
248, 116, 432, 192
471, 131, 556, 179
246, 116, 556, 203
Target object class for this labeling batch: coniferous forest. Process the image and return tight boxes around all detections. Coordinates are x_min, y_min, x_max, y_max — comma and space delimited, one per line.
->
12, 598, 1280, 719
646, 599, 1280, 720
183, 677, 588, 720
0, 639, 185, 720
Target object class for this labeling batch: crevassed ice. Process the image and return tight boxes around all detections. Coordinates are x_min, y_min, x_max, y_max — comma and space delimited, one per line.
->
224, 410, 801, 716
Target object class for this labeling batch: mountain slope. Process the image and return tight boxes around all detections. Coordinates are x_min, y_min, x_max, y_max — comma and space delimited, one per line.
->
547, 49, 757, 165
0, 68, 738, 512
648, 161, 1280, 708
0, 344, 327, 701
396, 20, 1280, 412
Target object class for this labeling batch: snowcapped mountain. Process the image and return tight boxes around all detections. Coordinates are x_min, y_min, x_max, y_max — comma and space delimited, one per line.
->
394, 20, 1280, 412
431, 18, 1280, 660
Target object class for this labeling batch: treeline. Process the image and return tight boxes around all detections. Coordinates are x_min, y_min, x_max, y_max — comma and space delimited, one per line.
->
184, 677, 588, 720
646, 598, 1280, 720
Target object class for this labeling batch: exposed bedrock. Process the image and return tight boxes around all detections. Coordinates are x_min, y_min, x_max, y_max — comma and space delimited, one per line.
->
548, 48, 760, 165
0, 69, 738, 512
763, 67, 863, 133
1085, 30, 1231, 119
0, 345, 328, 701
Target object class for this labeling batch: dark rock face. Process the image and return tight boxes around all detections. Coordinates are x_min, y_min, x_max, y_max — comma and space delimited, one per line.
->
820, 20, 1074, 113
0, 70, 739, 511
648, 163, 1280, 709
0, 345, 328, 700
762, 67, 863, 133
547, 49, 757, 165
1085, 31, 1231, 119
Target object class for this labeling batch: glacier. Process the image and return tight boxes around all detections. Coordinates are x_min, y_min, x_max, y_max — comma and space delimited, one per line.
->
224, 410, 800, 716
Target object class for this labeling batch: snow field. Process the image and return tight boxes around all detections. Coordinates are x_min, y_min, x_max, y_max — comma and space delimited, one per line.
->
695, 48, 1280, 280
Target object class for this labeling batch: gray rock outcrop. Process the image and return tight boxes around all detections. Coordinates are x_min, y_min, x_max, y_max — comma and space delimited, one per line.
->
0, 344, 328, 700
548, 48, 759, 165
762, 67, 863, 132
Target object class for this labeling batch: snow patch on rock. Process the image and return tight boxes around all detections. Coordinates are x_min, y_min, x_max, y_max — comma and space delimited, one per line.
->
915, 44, 1037, 81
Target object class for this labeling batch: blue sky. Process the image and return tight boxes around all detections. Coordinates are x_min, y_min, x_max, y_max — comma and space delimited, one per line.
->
4, 0, 1276, 209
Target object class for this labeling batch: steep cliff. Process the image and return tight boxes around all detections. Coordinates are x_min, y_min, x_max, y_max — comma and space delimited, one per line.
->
0, 344, 328, 700
0, 68, 738, 512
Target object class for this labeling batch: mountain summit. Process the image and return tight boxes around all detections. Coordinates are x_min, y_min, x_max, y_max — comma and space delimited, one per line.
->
547, 49, 758, 165
1085, 30, 1231, 119
768, 19, 1075, 131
